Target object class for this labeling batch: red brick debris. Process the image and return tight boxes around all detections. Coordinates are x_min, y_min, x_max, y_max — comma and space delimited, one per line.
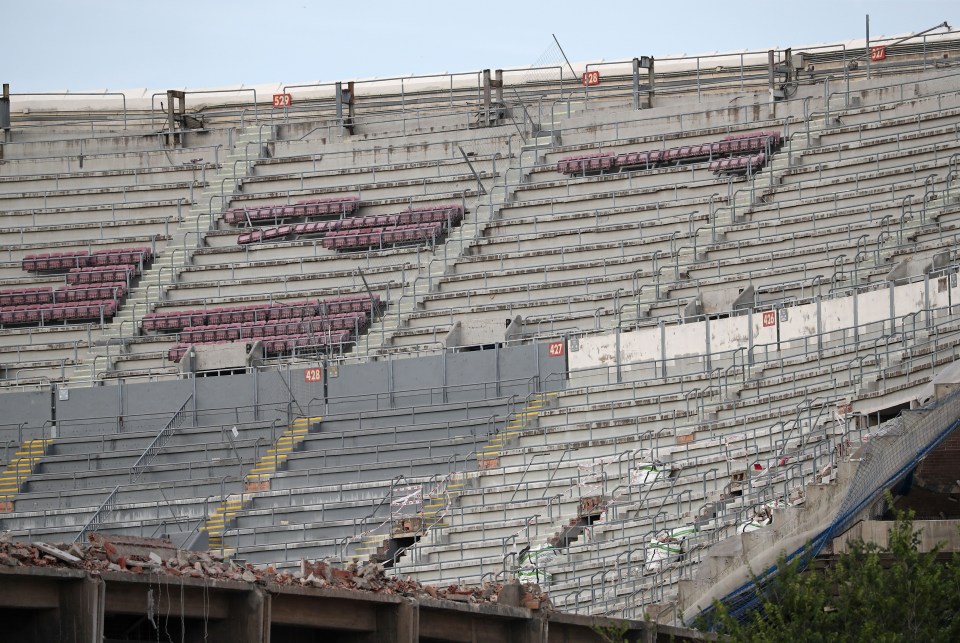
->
0, 533, 552, 610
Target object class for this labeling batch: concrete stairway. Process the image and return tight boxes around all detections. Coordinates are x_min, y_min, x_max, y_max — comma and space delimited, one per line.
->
355, 102, 585, 356
354, 176, 510, 357
200, 416, 316, 554
71, 125, 270, 383
354, 472, 466, 567
0, 438, 52, 513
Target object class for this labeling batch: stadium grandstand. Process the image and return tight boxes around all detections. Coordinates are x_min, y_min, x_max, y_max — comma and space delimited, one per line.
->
3, 20, 960, 639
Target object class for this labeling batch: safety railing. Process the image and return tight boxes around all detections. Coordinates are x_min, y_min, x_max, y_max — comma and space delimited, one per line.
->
127, 394, 195, 483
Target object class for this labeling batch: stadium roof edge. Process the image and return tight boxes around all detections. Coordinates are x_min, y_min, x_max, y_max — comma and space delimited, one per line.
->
5, 28, 957, 113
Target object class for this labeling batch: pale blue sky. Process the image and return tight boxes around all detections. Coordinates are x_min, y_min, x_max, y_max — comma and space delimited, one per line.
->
5, 1, 957, 92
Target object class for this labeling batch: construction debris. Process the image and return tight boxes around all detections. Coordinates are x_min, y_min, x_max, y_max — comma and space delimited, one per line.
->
0, 533, 553, 610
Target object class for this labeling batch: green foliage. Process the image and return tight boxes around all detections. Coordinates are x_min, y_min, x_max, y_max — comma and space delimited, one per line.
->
592, 620, 630, 643
704, 508, 960, 642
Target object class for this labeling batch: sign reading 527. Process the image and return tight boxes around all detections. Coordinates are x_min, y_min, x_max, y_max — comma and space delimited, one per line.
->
869, 46, 887, 62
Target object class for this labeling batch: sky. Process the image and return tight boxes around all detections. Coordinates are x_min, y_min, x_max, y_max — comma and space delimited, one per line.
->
4, 1, 958, 93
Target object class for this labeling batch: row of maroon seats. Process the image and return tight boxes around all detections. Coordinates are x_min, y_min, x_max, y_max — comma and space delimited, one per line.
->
0, 283, 129, 307
22, 247, 153, 273
237, 205, 465, 246
555, 153, 614, 174
710, 152, 767, 175
223, 197, 360, 225
0, 300, 118, 326
177, 312, 368, 344
0, 287, 52, 307
167, 329, 353, 363
321, 222, 444, 251
66, 265, 138, 285
556, 131, 783, 175
141, 294, 382, 333
237, 216, 379, 244
56, 282, 128, 303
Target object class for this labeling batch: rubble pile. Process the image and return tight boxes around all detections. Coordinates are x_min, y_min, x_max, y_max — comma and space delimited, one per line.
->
0, 533, 552, 610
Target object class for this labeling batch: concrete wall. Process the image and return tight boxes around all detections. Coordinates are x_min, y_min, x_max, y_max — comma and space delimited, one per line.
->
570, 274, 954, 375
0, 390, 53, 443
0, 342, 565, 445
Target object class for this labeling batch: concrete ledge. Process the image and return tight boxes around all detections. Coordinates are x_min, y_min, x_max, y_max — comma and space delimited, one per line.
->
0, 565, 708, 642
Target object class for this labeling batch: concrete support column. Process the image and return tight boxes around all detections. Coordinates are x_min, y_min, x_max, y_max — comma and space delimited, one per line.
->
394, 599, 418, 643
219, 585, 268, 643
58, 575, 103, 643
0, 570, 102, 643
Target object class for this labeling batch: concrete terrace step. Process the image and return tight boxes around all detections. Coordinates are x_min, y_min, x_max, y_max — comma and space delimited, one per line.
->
74, 127, 273, 382
0, 439, 53, 506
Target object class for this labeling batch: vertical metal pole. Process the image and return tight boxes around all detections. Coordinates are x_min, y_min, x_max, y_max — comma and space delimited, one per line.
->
335, 82, 343, 132
253, 367, 260, 421
346, 81, 356, 135
705, 315, 712, 372
482, 69, 491, 126
166, 91, 176, 148
495, 344, 501, 398
632, 58, 640, 110
648, 59, 656, 108
659, 320, 667, 378
615, 327, 622, 384
768, 50, 776, 104
866, 14, 871, 80
0, 83, 10, 145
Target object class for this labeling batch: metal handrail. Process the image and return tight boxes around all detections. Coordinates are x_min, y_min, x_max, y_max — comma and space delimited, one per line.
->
73, 483, 120, 544
127, 394, 194, 483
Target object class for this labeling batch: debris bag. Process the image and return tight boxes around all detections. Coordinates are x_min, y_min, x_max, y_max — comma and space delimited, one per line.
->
644, 526, 693, 574
517, 543, 556, 584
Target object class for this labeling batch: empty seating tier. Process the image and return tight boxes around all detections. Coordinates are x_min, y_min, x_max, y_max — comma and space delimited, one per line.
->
223, 196, 360, 226
22, 247, 153, 273
0, 283, 127, 307
177, 311, 368, 344
236, 204, 464, 246
65, 265, 139, 285
166, 328, 352, 362
141, 294, 382, 334
710, 152, 766, 175
0, 301, 118, 326
556, 131, 783, 175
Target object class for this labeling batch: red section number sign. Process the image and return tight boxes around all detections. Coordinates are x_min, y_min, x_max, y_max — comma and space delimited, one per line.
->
582, 71, 600, 87
762, 311, 776, 328
304, 367, 322, 383
548, 341, 565, 357
272, 93, 292, 108
869, 46, 886, 62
